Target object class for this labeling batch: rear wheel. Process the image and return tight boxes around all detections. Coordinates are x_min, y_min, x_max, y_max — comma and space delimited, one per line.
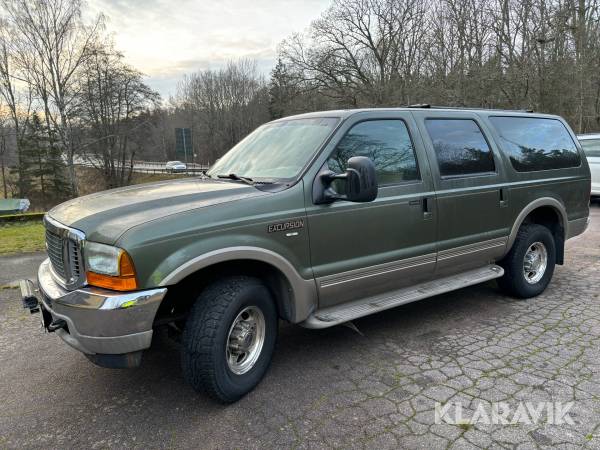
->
181, 276, 278, 403
498, 224, 556, 298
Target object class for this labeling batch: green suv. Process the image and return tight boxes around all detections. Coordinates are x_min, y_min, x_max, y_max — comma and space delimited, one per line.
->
21, 107, 591, 402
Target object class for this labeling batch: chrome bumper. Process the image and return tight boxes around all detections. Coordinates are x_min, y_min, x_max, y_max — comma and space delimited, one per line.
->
32, 258, 167, 356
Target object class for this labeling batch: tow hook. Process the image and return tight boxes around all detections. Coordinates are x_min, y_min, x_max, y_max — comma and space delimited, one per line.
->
19, 279, 39, 313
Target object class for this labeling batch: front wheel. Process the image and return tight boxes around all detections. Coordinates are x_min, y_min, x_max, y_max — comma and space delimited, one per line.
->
498, 224, 556, 298
181, 276, 278, 403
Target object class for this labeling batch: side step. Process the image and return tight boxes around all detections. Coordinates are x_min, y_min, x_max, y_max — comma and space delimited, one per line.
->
300, 265, 504, 329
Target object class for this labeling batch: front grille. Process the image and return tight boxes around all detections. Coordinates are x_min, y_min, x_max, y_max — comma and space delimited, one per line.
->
43, 216, 85, 289
68, 241, 82, 279
45, 228, 67, 279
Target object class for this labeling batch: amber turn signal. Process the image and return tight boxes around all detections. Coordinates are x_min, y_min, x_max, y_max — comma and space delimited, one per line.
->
87, 251, 138, 291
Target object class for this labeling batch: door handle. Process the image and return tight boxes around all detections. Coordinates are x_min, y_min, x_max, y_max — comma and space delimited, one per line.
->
422, 197, 433, 220
499, 187, 508, 207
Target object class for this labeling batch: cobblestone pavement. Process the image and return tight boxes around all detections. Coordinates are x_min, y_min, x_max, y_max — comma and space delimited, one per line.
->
0, 204, 599, 449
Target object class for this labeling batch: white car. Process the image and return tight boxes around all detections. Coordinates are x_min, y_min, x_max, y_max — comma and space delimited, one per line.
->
165, 161, 187, 173
578, 134, 600, 198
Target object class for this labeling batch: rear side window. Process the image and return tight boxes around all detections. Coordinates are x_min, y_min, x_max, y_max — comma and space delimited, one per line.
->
328, 120, 420, 185
425, 119, 495, 177
489, 117, 581, 171
580, 139, 600, 158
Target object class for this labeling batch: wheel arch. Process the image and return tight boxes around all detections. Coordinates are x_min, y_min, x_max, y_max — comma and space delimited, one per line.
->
158, 246, 318, 323
506, 197, 568, 264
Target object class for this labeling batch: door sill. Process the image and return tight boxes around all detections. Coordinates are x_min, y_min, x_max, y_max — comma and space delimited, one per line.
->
300, 264, 504, 329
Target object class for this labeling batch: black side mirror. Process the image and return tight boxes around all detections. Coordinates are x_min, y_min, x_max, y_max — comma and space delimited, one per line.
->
344, 156, 378, 202
314, 156, 378, 204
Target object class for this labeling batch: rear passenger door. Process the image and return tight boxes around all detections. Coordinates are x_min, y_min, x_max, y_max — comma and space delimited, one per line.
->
413, 111, 511, 276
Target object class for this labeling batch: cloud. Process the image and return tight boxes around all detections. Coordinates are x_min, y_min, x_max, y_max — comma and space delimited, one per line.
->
86, 0, 332, 98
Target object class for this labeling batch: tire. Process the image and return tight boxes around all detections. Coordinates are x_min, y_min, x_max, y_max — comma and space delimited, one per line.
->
498, 224, 556, 298
181, 276, 278, 403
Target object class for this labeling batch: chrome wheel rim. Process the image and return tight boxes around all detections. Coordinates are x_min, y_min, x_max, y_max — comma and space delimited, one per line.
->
523, 241, 548, 284
226, 306, 266, 375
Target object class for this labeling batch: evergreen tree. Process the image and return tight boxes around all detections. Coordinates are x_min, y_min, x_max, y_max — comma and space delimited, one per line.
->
268, 59, 297, 120
15, 112, 70, 204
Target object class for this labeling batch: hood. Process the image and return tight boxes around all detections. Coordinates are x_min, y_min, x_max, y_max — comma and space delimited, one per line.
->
48, 178, 265, 244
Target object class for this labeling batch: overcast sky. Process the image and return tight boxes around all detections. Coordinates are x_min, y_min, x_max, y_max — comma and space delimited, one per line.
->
87, 0, 331, 99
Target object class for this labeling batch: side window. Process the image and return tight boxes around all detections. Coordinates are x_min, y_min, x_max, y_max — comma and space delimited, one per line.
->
327, 120, 420, 186
489, 116, 581, 171
425, 119, 495, 177
580, 139, 600, 158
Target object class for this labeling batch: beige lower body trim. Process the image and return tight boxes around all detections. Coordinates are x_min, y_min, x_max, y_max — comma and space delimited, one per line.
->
316, 237, 508, 308
438, 237, 507, 261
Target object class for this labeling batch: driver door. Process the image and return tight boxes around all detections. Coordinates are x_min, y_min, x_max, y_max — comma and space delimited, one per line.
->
305, 111, 438, 308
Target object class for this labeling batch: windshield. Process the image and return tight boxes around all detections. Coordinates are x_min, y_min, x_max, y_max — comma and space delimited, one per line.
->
207, 117, 339, 181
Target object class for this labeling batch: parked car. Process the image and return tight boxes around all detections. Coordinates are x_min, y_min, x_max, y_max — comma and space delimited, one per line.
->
577, 133, 600, 198
165, 160, 187, 173
22, 106, 591, 403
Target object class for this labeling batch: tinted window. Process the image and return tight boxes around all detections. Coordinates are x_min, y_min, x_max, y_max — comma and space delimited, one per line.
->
328, 120, 419, 185
425, 119, 495, 177
580, 139, 600, 158
489, 117, 581, 171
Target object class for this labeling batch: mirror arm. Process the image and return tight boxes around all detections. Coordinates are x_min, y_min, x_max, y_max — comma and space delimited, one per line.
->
314, 170, 347, 204
321, 171, 347, 183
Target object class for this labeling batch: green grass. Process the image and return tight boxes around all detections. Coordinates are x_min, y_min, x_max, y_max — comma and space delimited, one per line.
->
0, 222, 46, 255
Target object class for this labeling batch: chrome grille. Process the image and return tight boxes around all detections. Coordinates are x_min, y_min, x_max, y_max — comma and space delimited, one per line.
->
45, 228, 67, 278
43, 215, 86, 289
68, 240, 82, 279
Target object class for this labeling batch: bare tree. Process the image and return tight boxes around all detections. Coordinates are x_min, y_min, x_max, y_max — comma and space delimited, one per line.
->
278, 0, 600, 131
280, 0, 428, 106
2, 0, 104, 195
177, 60, 270, 162
0, 18, 36, 197
77, 44, 159, 188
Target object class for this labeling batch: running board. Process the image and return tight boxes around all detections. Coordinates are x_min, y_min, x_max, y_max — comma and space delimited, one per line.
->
300, 265, 504, 329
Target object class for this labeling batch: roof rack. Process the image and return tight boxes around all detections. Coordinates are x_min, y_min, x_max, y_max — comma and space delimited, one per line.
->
406, 104, 534, 113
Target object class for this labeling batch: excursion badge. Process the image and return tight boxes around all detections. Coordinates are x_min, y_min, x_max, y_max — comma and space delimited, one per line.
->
268, 219, 304, 233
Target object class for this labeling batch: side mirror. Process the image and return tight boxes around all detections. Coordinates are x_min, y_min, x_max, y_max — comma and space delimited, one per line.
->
314, 156, 378, 204
344, 156, 378, 202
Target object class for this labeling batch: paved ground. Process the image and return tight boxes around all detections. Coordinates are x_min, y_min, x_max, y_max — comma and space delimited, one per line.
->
1, 204, 599, 449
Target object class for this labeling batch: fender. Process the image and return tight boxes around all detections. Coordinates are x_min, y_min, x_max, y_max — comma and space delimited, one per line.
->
158, 246, 318, 323
506, 197, 568, 252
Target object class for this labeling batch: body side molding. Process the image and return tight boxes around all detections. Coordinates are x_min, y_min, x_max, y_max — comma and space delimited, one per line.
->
158, 246, 318, 323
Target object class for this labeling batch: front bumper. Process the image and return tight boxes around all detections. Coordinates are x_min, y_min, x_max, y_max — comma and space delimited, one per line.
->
26, 259, 167, 358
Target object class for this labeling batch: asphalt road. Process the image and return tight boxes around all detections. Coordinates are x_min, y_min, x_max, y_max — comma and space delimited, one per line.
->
1, 204, 599, 449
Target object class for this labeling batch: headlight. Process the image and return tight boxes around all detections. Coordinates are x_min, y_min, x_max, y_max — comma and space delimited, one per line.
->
84, 242, 138, 291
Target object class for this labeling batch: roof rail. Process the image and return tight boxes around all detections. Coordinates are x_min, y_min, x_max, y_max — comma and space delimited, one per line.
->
406, 104, 534, 113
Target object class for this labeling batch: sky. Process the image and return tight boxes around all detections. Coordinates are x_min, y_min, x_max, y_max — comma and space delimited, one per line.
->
86, 0, 332, 99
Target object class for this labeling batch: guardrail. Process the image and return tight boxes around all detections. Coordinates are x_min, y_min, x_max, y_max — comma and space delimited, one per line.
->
134, 167, 208, 175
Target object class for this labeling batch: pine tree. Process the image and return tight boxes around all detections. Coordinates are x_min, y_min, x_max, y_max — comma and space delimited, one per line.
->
269, 58, 297, 120
16, 112, 70, 205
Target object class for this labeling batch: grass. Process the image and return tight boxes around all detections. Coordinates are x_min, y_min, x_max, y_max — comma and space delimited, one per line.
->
0, 222, 46, 255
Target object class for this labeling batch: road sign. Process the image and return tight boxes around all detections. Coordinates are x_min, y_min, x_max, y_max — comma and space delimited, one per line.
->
175, 128, 192, 163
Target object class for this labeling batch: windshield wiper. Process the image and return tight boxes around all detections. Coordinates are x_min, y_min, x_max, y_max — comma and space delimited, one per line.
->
216, 173, 255, 186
